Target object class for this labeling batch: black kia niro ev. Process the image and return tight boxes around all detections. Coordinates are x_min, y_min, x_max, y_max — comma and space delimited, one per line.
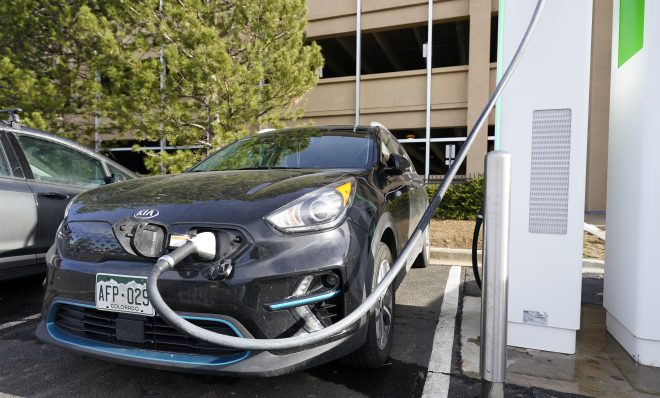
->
36, 125, 431, 376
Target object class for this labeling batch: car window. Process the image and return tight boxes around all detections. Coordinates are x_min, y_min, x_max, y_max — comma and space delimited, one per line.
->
107, 164, 133, 182
192, 129, 374, 171
0, 141, 10, 177
380, 140, 391, 162
380, 132, 415, 173
392, 137, 416, 173
17, 135, 106, 187
380, 133, 399, 164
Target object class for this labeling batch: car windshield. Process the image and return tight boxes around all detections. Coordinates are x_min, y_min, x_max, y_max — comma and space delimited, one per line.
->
190, 129, 374, 172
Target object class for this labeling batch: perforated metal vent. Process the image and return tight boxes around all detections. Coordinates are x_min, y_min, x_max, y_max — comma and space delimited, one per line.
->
528, 109, 572, 235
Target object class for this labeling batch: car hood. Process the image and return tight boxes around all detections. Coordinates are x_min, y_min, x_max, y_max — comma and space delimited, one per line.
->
69, 169, 361, 225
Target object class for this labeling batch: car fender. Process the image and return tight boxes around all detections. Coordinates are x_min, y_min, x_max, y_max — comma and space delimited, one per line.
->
366, 212, 410, 291
370, 212, 398, 259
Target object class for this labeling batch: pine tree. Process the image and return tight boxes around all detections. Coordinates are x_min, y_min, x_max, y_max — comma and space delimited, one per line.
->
0, 1, 115, 140
103, 0, 323, 173
0, 0, 323, 173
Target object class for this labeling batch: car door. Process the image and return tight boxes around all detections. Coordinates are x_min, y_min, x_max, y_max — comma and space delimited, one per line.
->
393, 140, 427, 234
9, 133, 106, 256
379, 131, 414, 253
0, 131, 39, 275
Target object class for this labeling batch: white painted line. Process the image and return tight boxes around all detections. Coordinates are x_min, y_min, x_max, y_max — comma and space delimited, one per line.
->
430, 260, 473, 268
422, 265, 462, 398
0, 314, 41, 331
584, 222, 606, 240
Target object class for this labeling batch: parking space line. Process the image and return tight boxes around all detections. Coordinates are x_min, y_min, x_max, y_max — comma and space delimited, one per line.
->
422, 265, 462, 398
0, 314, 41, 331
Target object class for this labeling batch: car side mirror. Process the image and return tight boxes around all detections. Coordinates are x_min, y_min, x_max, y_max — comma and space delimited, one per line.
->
383, 154, 410, 176
103, 174, 117, 184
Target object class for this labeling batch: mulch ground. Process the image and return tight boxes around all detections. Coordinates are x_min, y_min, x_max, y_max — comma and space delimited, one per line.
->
430, 219, 605, 260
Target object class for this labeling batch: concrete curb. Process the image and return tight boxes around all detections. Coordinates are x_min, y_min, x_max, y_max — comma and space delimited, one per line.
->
430, 248, 479, 267
582, 258, 605, 274
430, 247, 605, 273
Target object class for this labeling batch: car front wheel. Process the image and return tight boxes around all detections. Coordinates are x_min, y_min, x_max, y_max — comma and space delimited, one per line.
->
344, 242, 395, 368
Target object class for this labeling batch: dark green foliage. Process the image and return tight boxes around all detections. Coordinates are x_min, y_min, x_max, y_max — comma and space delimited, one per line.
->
426, 177, 484, 220
0, 0, 323, 173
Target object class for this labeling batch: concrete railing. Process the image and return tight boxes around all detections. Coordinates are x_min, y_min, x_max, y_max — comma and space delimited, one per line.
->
306, 0, 498, 38
299, 66, 496, 128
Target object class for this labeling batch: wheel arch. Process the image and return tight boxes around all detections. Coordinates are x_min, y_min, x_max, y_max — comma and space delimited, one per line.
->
379, 227, 397, 260
370, 212, 398, 260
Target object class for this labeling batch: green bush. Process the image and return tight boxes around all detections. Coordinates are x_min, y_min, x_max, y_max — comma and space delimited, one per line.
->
426, 177, 484, 220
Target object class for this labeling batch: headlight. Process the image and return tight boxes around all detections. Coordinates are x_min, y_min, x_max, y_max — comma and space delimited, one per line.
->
265, 178, 356, 233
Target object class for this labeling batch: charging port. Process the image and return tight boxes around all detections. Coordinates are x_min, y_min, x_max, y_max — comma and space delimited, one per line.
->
113, 219, 168, 258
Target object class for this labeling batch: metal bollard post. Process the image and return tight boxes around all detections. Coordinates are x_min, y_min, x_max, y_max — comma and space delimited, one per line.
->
480, 151, 512, 398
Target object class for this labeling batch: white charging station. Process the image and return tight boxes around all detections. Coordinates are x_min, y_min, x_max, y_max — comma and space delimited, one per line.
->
605, 1, 660, 367
496, 0, 593, 354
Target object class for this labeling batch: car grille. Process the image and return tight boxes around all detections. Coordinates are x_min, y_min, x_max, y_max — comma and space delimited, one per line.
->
57, 221, 251, 264
58, 221, 133, 263
53, 304, 247, 359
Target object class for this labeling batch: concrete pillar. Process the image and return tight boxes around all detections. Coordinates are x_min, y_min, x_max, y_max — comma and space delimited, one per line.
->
585, 0, 613, 213
466, 0, 492, 176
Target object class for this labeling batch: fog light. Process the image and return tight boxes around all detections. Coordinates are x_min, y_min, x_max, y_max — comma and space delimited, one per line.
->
293, 276, 314, 296
292, 276, 325, 332
323, 274, 340, 289
296, 305, 324, 332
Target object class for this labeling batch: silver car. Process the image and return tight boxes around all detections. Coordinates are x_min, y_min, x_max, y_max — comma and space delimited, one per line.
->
0, 116, 137, 280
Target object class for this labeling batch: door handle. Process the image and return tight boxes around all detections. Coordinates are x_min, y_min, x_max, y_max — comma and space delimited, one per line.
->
39, 192, 70, 200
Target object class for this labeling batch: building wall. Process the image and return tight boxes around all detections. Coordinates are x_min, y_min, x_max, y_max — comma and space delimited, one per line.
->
586, 0, 613, 213
300, 0, 613, 212
299, 66, 497, 129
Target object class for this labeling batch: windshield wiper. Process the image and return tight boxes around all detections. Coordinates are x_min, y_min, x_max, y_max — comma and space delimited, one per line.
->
190, 166, 300, 172
233, 166, 299, 170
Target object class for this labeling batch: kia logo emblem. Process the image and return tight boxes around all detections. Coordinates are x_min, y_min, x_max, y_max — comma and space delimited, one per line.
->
134, 209, 160, 219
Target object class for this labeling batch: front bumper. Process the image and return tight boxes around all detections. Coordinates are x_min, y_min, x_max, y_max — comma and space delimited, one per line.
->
35, 299, 366, 376
37, 220, 373, 376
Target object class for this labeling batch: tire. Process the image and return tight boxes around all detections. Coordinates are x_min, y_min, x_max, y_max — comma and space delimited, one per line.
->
412, 226, 430, 268
343, 242, 395, 368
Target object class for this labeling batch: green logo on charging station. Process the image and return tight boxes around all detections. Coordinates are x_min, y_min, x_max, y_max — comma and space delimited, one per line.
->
618, 0, 645, 67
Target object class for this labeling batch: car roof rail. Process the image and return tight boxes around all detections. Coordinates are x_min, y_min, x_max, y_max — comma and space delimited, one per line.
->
369, 121, 391, 134
0, 108, 22, 129
257, 128, 276, 134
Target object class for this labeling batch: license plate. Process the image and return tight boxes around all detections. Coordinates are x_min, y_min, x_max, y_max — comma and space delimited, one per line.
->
95, 273, 155, 316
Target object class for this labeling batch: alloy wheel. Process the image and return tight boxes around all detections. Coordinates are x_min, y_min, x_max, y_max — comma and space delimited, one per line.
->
375, 259, 393, 350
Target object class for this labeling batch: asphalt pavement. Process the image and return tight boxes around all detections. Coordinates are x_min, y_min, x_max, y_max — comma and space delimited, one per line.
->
0, 266, 451, 398
0, 266, 593, 398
